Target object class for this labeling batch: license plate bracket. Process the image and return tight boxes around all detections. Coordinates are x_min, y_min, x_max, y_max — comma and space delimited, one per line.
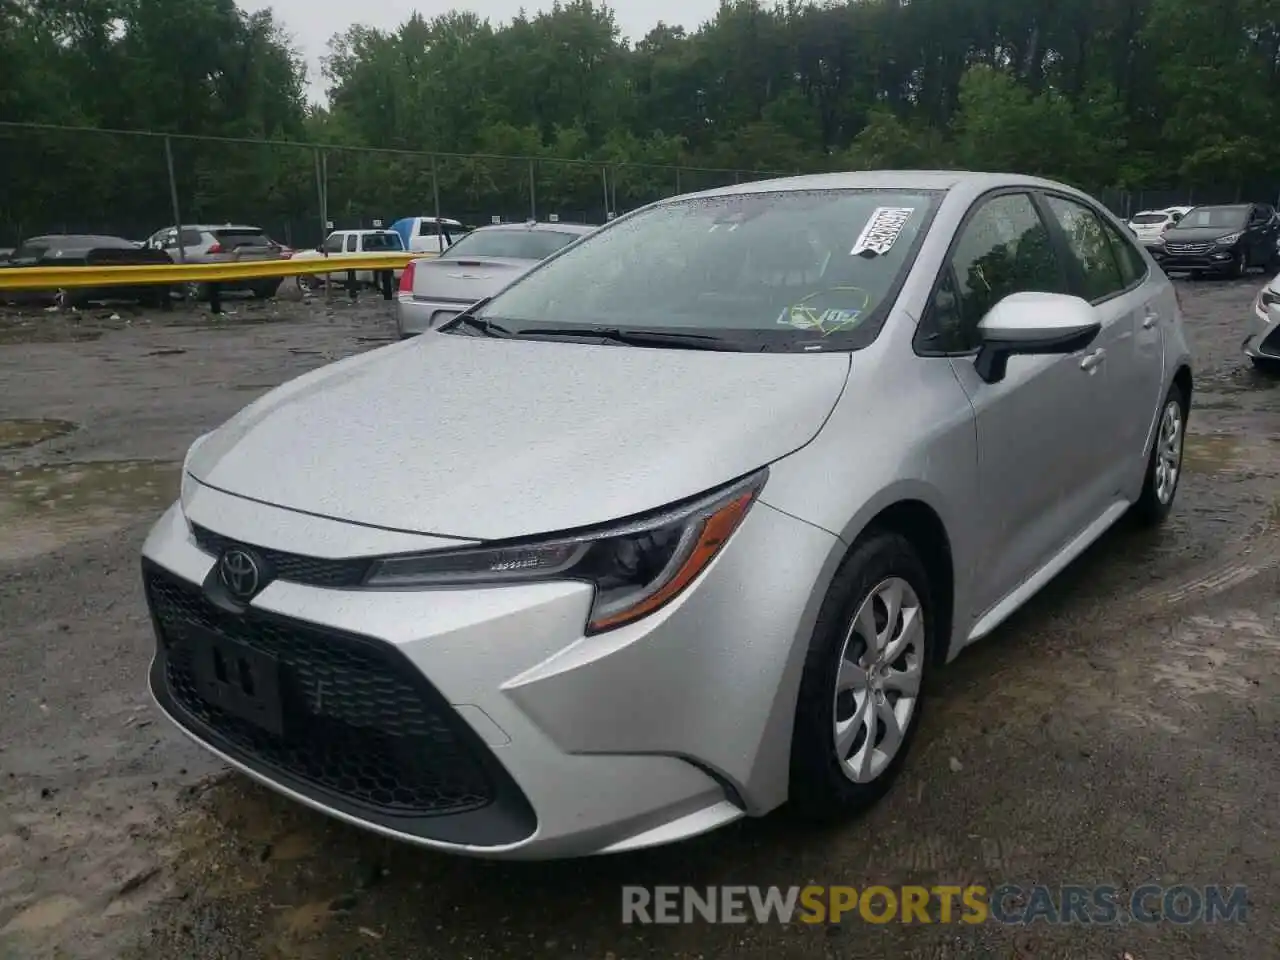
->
183, 625, 285, 737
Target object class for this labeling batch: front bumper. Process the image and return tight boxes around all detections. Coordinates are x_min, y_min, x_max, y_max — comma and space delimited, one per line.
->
141, 481, 839, 859
1244, 295, 1280, 360
395, 295, 473, 337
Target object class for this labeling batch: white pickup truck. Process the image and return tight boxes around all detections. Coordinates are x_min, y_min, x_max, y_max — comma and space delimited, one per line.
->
290, 229, 408, 288
389, 216, 469, 254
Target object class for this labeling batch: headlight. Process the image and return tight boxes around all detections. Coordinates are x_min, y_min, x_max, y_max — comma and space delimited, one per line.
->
1216, 232, 1243, 246
364, 469, 768, 634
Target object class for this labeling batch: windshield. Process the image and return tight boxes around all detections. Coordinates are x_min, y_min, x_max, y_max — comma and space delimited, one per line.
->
1176, 206, 1247, 230
474, 189, 939, 350
363, 232, 403, 251
444, 229, 580, 261
1130, 213, 1167, 225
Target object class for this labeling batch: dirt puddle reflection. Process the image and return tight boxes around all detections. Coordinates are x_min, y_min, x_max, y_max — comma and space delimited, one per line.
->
0, 460, 178, 561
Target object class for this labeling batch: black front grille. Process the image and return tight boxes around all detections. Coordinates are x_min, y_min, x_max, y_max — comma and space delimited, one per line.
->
191, 524, 370, 588
143, 562, 538, 840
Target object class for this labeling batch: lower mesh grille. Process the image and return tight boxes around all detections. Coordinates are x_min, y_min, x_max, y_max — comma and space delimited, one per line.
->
145, 564, 493, 817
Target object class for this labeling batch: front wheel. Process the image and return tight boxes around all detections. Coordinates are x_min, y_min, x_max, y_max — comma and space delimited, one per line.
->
1229, 251, 1246, 279
789, 531, 933, 820
1131, 382, 1187, 526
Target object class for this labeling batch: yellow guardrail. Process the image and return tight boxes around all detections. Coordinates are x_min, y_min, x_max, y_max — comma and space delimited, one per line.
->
0, 252, 436, 291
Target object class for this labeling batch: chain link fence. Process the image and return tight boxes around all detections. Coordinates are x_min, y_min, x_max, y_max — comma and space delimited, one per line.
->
0, 123, 788, 248
5, 122, 1279, 248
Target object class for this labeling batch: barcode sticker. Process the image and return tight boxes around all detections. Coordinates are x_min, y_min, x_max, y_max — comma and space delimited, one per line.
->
851, 207, 914, 256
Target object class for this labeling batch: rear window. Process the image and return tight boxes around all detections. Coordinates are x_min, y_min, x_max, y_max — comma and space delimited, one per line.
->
363, 232, 403, 251
1129, 214, 1167, 225
214, 229, 272, 249
444, 229, 579, 261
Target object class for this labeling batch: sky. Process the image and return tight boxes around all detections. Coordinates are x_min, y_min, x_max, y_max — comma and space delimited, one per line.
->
240, 0, 724, 102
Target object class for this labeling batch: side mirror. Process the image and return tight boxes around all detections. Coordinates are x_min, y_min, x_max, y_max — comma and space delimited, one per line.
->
1170, 213, 1182, 223
974, 292, 1101, 384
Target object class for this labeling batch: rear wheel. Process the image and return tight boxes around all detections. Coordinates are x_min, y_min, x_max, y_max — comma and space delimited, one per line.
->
252, 279, 281, 300
1132, 382, 1187, 526
789, 531, 932, 819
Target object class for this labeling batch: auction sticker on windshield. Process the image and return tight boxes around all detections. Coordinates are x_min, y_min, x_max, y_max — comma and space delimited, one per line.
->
851, 207, 914, 257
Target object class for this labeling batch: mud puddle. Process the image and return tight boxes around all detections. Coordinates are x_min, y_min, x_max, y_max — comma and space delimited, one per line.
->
0, 419, 78, 450
0, 459, 177, 561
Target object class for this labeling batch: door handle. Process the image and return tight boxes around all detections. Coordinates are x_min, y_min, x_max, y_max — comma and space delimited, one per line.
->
1142, 308, 1159, 329
1080, 348, 1106, 372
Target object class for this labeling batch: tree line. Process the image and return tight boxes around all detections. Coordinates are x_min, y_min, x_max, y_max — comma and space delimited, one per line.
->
1, 0, 1278, 243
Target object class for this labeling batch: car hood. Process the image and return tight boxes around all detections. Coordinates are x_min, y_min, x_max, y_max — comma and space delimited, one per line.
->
410, 256, 536, 302
1163, 226, 1244, 242
187, 334, 851, 540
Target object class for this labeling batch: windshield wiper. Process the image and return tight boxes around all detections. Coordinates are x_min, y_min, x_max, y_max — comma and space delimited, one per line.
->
515, 326, 739, 351
440, 299, 514, 338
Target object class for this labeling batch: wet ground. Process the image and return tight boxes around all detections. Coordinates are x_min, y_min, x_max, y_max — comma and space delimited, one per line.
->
1, 277, 1278, 959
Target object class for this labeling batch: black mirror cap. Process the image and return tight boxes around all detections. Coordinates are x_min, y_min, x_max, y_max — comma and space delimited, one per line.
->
974, 323, 1102, 384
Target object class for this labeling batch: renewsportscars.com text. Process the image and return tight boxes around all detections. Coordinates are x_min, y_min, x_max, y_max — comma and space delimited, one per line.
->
621, 884, 1248, 926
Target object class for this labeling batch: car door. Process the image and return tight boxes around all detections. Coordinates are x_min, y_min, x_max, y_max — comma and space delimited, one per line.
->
1247, 206, 1274, 263
916, 190, 1112, 615
1040, 192, 1155, 494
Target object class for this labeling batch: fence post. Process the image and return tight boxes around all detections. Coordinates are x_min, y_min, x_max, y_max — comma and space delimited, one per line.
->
431, 154, 442, 234
601, 165, 609, 220
315, 148, 331, 301
163, 136, 185, 263
675, 167, 682, 196
529, 159, 537, 222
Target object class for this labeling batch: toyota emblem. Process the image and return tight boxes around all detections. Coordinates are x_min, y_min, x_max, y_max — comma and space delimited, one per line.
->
218, 548, 262, 600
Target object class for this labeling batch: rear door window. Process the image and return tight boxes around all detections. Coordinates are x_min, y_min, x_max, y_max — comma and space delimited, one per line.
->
345, 234, 358, 252
1099, 220, 1148, 289
1043, 195, 1126, 302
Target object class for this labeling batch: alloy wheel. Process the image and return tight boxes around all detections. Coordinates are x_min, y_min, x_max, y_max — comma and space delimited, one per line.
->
832, 577, 924, 783
1154, 399, 1183, 505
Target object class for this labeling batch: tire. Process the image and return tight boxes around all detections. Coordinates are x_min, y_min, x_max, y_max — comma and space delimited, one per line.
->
1229, 251, 1246, 279
1251, 356, 1280, 373
789, 531, 934, 820
1131, 381, 1188, 526
252, 279, 281, 300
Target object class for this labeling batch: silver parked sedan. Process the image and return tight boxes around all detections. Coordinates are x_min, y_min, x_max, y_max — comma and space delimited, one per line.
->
395, 222, 595, 337
1245, 271, 1280, 368
142, 171, 1192, 860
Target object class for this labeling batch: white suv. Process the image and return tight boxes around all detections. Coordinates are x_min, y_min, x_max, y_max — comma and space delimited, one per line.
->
1127, 207, 1192, 250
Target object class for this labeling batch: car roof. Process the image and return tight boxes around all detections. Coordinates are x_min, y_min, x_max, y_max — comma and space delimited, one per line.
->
681, 169, 1069, 197
160, 224, 264, 232
468, 222, 595, 235
25, 234, 136, 247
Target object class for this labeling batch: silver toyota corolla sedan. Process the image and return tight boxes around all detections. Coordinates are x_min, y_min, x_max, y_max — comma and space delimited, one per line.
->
142, 171, 1193, 860
1245, 271, 1280, 368
395, 221, 596, 337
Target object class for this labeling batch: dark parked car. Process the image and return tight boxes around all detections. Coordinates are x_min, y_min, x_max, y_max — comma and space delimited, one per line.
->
0, 234, 174, 306
1155, 203, 1280, 278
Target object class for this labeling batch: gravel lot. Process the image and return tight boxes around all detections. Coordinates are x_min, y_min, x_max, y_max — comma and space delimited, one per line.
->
1, 278, 1278, 959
